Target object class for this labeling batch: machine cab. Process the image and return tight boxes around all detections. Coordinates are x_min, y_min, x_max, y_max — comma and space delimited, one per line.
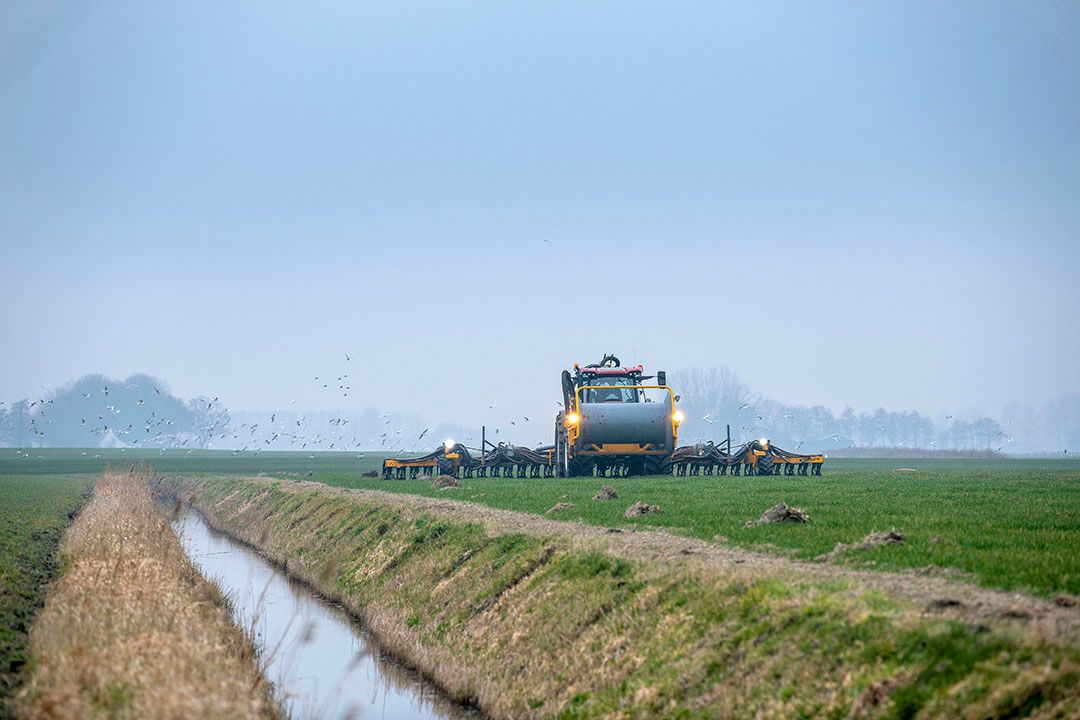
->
585, 375, 641, 403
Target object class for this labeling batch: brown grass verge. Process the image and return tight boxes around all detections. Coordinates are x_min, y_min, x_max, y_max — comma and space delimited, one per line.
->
14, 471, 280, 720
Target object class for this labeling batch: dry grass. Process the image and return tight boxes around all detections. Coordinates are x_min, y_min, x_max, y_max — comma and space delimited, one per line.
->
14, 471, 279, 720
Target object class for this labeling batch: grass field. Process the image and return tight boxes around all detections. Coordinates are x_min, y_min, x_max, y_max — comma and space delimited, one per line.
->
3, 449, 1079, 718
3, 450, 1079, 599
321, 459, 1080, 598
0, 473, 90, 716
0, 447, 375, 476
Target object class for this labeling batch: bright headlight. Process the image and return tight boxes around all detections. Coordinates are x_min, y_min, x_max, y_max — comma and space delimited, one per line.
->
673, 410, 685, 424
758, 437, 769, 447
565, 412, 580, 426
444, 439, 455, 451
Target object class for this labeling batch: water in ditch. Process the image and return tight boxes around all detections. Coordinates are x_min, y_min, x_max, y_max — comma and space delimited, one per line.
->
176, 509, 480, 720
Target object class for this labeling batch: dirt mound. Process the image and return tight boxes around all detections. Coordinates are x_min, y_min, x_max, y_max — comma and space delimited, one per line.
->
625, 501, 662, 518
816, 529, 904, 562
431, 474, 461, 489
848, 673, 911, 718
593, 485, 619, 500
546, 502, 573, 514
857, 529, 905, 549
745, 502, 810, 528
361, 470, 378, 478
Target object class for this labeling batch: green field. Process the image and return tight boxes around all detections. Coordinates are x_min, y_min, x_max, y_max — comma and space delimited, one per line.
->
3, 450, 1079, 599
0, 447, 374, 477
3, 449, 1080, 718
322, 459, 1080, 598
0, 473, 91, 716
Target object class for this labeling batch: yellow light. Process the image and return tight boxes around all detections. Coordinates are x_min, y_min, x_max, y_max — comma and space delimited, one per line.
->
673, 410, 685, 424
565, 412, 580, 425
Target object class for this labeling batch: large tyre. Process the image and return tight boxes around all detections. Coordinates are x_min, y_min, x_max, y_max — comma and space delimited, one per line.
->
757, 454, 775, 476
437, 454, 455, 477
643, 455, 672, 477
567, 457, 593, 478
561, 371, 576, 411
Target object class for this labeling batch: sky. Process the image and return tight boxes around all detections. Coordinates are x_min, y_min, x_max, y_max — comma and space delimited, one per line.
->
1, 1, 1078, 433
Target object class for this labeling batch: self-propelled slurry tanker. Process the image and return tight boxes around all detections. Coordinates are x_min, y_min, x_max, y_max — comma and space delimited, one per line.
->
382, 355, 824, 479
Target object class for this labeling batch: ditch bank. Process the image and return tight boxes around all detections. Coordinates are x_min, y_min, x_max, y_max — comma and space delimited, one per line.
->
156, 475, 1080, 719
15, 472, 280, 720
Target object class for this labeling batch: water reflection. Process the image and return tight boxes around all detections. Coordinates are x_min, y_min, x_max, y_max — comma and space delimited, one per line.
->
176, 510, 479, 720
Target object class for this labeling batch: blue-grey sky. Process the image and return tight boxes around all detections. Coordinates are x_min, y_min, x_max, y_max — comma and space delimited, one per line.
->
2, 1, 1078, 431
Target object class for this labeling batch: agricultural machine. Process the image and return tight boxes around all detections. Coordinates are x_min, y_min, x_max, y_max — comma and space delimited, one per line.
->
382, 355, 824, 479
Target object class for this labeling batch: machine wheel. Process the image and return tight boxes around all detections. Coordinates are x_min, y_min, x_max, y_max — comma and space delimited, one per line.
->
567, 457, 593, 478
561, 370, 576, 411
437, 454, 455, 477
757, 454, 775, 476
643, 455, 672, 477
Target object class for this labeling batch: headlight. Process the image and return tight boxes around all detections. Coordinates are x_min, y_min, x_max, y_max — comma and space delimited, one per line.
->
758, 437, 769, 447
444, 439, 455, 451
565, 412, 580, 426
673, 410, 685, 424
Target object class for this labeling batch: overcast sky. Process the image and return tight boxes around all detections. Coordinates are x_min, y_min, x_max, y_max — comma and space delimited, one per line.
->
1, 1, 1078, 431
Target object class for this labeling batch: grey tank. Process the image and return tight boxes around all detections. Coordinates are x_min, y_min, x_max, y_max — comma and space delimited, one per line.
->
576, 396, 673, 449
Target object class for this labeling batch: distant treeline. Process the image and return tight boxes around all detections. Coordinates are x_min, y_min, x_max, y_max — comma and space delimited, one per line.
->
0, 373, 474, 453
0, 374, 226, 450
671, 367, 1079, 454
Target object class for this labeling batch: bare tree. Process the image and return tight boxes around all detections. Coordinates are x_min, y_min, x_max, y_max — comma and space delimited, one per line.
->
669, 366, 757, 443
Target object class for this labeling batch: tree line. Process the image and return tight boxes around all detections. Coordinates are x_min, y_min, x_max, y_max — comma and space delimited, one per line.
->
671, 367, 1078, 454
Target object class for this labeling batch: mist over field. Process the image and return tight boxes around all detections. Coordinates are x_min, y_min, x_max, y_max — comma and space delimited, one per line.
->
2, 368, 1076, 454
1, 2, 1078, 454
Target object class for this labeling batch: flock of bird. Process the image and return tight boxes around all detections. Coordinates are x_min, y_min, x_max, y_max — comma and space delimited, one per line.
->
1, 358, 1064, 457
1, 354, 550, 456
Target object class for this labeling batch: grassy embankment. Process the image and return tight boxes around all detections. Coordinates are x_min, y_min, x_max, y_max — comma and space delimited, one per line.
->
161, 474, 1080, 720
14, 471, 280, 720
0, 475, 91, 718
